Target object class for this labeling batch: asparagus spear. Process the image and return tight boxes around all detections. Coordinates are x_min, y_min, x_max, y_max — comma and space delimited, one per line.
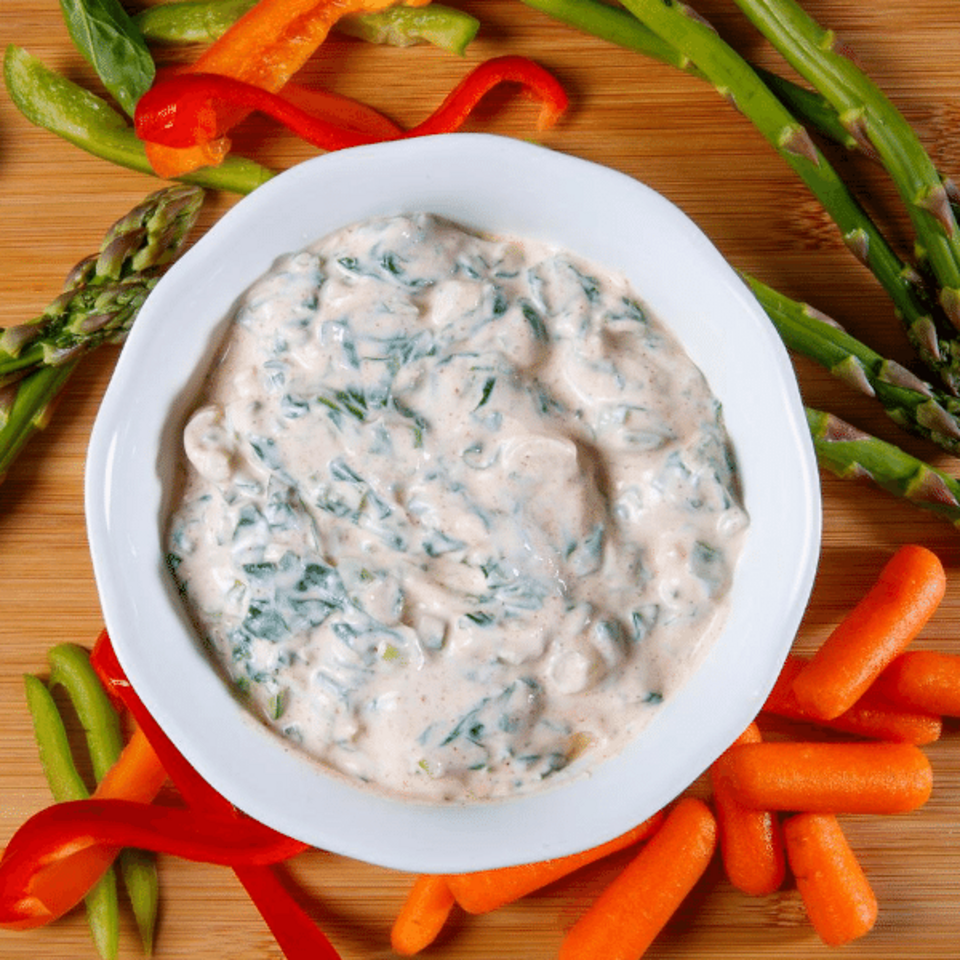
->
605, 0, 955, 395
524, 0, 960, 392
729, 0, 960, 334
745, 274, 960, 455
0, 183, 204, 483
520, 0, 864, 150
807, 407, 960, 528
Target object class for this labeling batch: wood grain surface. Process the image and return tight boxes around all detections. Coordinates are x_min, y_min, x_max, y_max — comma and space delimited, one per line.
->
4, 0, 960, 957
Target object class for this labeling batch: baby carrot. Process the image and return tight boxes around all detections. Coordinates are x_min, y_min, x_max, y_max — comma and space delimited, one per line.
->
791, 544, 946, 720
713, 740, 933, 814
557, 797, 716, 960
783, 813, 878, 946
764, 653, 942, 745
875, 650, 960, 716
710, 722, 786, 896
390, 874, 456, 956
446, 811, 665, 914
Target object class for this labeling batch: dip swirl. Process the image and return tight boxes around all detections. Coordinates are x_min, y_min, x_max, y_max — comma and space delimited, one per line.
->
166, 213, 748, 802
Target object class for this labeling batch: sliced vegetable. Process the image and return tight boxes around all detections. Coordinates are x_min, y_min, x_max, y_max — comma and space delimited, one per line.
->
337, 4, 479, 54
139, 0, 431, 175
783, 813, 878, 946
277, 82, 402, 138
391, 874, 456, 955
134, 55, 568, 171
446, 810, 665, 915
58, 0, 155, 116
403, 54, 568, 136
47, 645, 164, 953
713, 740, 933, 815
876, 650, 960, 717
23, 674, 120, 960
133, 0, 258, 44
135, 0, 478, 56
182, 0, 428, 87
135, 72, 381, 152
0, 799, 307, 931
3, 45, 274, 193
92, 723, 168, 803
557, 797, 716, 960
710, 723, 785, 896
764, 652, 943, 745
90, 631, 341, 960
118, 848, 159, 956
46, 643, 124, 783
7, 690, 169, 936
791, 545, 946, 720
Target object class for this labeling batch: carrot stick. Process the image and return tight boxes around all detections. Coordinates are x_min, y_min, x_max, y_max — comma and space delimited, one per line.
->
390, 874, 455, 956
874, 650, 960, 716
783, 813, 878, 946
791, 544, 946, 720
557, 797, 716, 960
92, 723, 168, 804
446, 811, 665, 915
710, 722, 786, 896
713, 740, 933, 814
764, 653, 942, 745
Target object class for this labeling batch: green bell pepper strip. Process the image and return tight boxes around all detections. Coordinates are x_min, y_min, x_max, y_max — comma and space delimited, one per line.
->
133, 0, 479, 56
336, 4, 480, 55
46, 644, 124, 782
46, 644, 160, 956
4, 44, 274, 194
23, 674, 121, 960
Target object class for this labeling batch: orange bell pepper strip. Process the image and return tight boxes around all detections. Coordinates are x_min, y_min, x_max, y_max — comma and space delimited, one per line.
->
142, 0, 431, 176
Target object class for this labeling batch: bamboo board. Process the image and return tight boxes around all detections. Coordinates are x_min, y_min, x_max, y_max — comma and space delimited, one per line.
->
4, 0, 960, 957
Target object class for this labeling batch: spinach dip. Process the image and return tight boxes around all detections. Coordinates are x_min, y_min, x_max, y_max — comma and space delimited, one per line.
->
166, 212, 748, 802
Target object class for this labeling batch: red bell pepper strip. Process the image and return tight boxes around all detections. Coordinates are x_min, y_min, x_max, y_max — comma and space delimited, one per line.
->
90, 631, 343, 960
135, 72, 378, 151
273, 82, 403, 138
152, 62, 405, 139
0, 799, 306, 931
405, 54, 569, 135
134, 55, 568, 156
142, 0, 430, 176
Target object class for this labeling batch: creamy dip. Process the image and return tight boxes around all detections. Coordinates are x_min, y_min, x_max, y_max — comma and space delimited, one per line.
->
166, 213, 748, 803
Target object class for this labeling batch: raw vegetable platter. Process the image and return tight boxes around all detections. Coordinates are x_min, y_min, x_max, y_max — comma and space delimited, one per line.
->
4, 0, 960, 957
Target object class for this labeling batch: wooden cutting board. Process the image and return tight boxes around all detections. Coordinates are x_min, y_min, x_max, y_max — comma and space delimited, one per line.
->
4, 0, 960, 957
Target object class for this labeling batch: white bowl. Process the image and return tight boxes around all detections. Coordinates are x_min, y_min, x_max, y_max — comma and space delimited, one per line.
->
86, 133, 820, 873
